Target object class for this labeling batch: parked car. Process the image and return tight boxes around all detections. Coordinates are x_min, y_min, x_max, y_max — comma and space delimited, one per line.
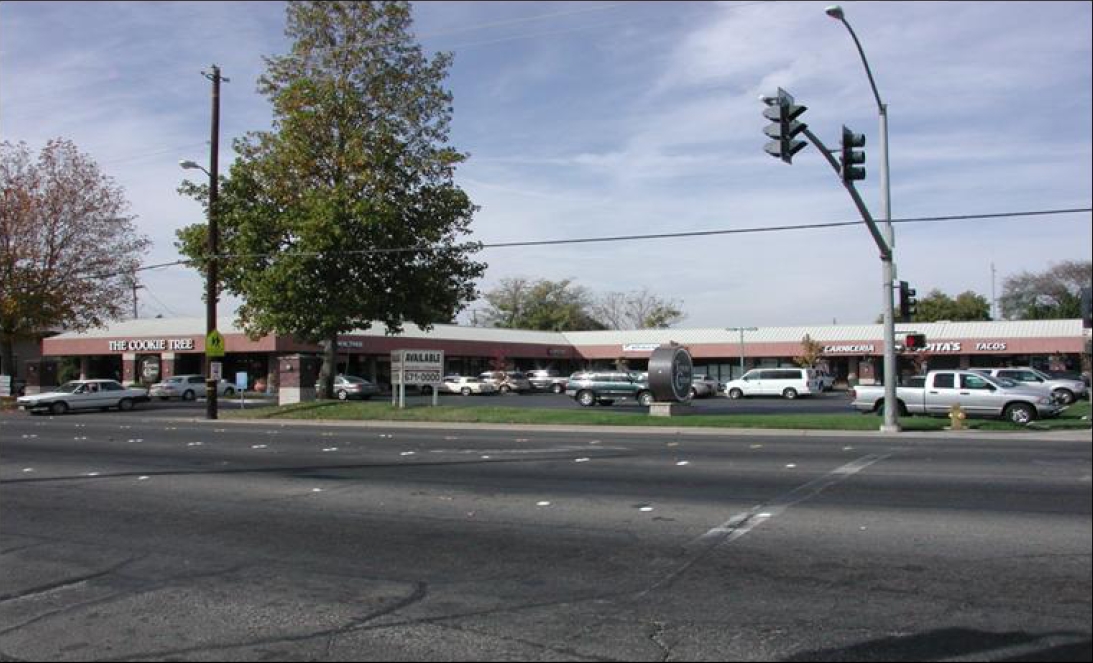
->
969, 367, 1087, 405
690, 374, 721, 398
316, 375, 382, 401
438, 376, 498, 396
150, 374, 236, 401
478, 371, 533, 394
566, 371, 654, 407
849, 370, 1061, 424
527, 369, 568, 394
724, 368, 821, 400
17, 379, 150, 415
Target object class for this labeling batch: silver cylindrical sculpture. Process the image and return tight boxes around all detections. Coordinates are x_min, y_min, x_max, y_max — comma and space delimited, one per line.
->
648, 345, 694, 402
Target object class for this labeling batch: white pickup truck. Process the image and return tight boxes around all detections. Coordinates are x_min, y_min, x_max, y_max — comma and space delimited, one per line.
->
849, 370, 1063, 425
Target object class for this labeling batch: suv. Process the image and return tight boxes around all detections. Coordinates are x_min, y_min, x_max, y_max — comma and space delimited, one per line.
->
970, 367, 1087, 405
724, 368, 820, 400
527, 369, 568, 394
479, 371, 533, 394
566, 371, 654, 407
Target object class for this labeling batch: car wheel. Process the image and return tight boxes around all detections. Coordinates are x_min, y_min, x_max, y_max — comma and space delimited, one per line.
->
224, 387, 235, 397
638, 391, 654, 407
689, 387, 698, 399
1004, 403, 1035, 425
159, 396, 170, 401
461, 387, 472, 396
1052, 389, 1074, 405
337, 390, 349, 401
577, 390, 596, 407
50, 401, 68, 416
118, 398, 134, 412
500, 384, 511, 394
782, 388, 798, 400
182, 390, 196, 401
552, 384, 564, 394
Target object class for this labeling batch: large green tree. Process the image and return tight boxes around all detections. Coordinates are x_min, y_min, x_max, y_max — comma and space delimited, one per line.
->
482, 278, 605, 331
176, 1, 485, 397
1, 139, 149, 377
912, 289, 992, 322
999, 260, 1092, 320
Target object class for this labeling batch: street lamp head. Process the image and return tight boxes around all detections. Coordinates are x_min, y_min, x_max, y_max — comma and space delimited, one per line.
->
179, 159, 201, 170
824, 5, 845, 20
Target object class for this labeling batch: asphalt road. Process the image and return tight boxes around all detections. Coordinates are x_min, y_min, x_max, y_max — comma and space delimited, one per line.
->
1, 410, 1090, 661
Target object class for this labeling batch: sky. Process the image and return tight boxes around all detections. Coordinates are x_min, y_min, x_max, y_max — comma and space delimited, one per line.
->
2, 1, 1091, 329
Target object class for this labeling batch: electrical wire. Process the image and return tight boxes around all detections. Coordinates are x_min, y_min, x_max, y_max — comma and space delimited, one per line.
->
81, 206, 1091, 280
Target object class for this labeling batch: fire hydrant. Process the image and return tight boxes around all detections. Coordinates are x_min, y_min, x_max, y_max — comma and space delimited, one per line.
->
949, 403, 967, 430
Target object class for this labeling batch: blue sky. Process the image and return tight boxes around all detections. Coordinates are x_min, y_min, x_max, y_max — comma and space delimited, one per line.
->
2, 1, 1090, 328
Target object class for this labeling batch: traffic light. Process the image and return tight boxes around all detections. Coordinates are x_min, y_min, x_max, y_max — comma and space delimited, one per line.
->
762, 88, 808, 164
898, 281, 917, 322
840, 125, 866, 183
904, 333, 927, 351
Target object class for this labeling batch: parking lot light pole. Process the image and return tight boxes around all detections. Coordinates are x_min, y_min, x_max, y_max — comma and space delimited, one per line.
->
825, 5, 900, 433
726, 327, 758, 378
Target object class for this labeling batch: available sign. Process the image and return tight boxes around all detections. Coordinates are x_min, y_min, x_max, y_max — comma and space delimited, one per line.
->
391, 349, 444, 386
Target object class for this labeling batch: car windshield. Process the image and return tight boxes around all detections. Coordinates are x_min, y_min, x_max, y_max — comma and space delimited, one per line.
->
342, 376, 367, 384
166, 377, 186, 383
55, 382, 83, 393
995, 377, 1021, 388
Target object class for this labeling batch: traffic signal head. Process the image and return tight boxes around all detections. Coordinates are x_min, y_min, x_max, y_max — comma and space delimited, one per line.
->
762, 88, 808, 164
904, 333, 927, 351
898, 281, 917, 322
840, 125, 866, 183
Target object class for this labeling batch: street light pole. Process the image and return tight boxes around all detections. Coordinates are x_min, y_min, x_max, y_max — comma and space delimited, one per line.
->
726, 326, 758, 378
826, 5, 900, 433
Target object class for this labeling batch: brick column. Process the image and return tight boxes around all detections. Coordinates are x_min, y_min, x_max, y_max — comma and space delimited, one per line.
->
23, 359, 58, 395
122, 353, 138, 386
161, 352, 177, 380
278, 354, 321, 405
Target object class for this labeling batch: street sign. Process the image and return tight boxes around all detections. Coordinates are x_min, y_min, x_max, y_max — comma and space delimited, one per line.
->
205, 330, 225, 358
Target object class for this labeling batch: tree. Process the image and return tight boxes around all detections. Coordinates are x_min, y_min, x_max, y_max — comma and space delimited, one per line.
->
591, 288, 685, 330
176, 1, 485, 398
913, 289, 991, 322
1000, 261, 1092, 320
481, 278, 604, 331
1, 139, 149, 376
794, 334, 824, 368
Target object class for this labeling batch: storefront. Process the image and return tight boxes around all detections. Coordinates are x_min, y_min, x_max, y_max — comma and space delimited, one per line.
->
29, 317, 1088, 393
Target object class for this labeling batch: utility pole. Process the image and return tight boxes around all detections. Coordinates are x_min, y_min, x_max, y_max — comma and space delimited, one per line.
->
205, 65, 225, 421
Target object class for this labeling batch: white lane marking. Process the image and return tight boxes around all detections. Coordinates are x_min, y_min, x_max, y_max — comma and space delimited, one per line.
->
536, 501, 551, 507
690, 453, 891, 551
676, 461, 690, 466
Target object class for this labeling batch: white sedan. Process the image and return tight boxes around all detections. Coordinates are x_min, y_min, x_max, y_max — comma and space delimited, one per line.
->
437, 376, 498, 396
17, 380, 150, 415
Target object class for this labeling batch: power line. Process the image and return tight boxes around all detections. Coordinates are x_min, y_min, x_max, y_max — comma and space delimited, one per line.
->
84, 206, 1090, 281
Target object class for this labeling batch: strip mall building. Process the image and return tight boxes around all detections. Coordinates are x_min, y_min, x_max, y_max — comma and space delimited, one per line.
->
27, 317, 1089, 393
